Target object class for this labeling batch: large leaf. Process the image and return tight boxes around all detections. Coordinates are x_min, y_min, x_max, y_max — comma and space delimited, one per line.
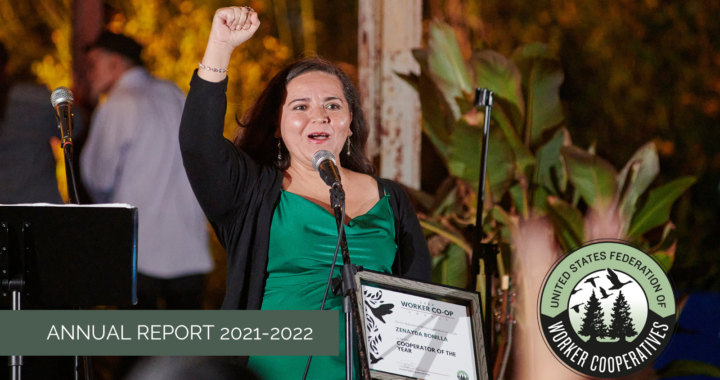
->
492, 98, 535, 176
419, 219, 472, 254
534, 128, 570, 197
511, 43, 565, 147
508, 183, 527, 219
487, 206, 516, 245
561, 146, 618, 211
447, 119, 515, 201
428, 177, 459, 215
532, 128, 570, 214
472, 49, 525, 127
396, 71, 448, 159
532, 187, 550, 215
398, 49, 457, 160
455, 95, 475, 116
569, 143, 597, 208
652, 250, 675, 273
616, 141, 660, 225
430, 186, 459, 218
431, 243, 469, 288
651, 222, 677, 253
427, 21, 472, 120
546, 196, 584, 253
402, 186, 436, 212
628, 176, 696, 238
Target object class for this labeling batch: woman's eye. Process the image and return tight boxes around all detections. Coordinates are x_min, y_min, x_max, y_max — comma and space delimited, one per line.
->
326, 104, 340, 110
293, 105, 306, 110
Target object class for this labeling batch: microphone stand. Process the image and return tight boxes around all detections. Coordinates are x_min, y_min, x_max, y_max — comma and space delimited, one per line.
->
58, 118, 80, 205
468, 88, 498, 378
5, 222, 26, 380
57, 110, 89, 379
329, 184, 372, 380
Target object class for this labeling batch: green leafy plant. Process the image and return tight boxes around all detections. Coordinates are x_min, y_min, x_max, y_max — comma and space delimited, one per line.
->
400, 20, 695, 288
401, 21, 697, 379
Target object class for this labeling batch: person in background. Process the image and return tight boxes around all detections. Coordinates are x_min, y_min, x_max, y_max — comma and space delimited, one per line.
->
0, 40, 64, 204
81, 31, 213, 310
0, 39, 80, 380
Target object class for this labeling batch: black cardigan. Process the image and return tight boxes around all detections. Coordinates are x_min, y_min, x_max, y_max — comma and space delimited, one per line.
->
179, 71, 431, 310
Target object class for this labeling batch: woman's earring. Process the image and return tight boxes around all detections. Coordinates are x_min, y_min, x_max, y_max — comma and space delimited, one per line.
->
346, 138, 352, 156
277, 140, 282, 160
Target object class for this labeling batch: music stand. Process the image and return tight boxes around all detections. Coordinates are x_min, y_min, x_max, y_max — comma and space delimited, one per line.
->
0, 204, 138, 379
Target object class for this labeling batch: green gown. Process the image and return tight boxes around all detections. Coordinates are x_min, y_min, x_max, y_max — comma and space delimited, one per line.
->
248, 190, 396, 379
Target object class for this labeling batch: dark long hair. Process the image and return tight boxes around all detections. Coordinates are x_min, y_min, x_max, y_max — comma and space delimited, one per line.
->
233, 57, 375, 175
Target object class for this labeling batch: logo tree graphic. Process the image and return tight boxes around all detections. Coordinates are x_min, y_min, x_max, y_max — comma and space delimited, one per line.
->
578, 291, 608, 342
608, 291, 638, 342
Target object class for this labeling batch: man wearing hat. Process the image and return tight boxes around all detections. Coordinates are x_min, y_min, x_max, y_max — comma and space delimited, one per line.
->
81, 32, 213, 310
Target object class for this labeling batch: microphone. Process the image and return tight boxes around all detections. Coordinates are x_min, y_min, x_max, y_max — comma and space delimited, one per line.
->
51, 87, 74, 146
312, 150, 342, 188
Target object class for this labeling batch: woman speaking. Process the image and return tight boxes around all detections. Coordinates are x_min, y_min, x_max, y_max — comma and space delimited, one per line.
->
179, 6, 431, 378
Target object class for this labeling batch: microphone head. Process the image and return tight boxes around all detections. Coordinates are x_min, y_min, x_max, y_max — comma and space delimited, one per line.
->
51, 87, 74, 107
312, 150, 336, 172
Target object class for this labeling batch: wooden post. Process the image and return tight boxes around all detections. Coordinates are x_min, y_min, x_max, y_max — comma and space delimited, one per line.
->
358, 0, 422, 188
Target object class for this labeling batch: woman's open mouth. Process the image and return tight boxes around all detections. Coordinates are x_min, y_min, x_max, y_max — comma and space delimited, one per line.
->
308, 133, 330, 142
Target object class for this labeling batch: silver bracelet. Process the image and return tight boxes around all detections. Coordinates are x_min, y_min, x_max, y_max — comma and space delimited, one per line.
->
198, 62, 228, 73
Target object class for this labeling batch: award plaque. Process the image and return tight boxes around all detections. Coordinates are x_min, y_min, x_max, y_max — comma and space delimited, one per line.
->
354, 270, 489, 380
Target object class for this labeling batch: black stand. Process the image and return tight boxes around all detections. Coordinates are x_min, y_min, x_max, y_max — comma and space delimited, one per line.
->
57, 100, 80, 205
328, 184, 372, 380
468, 88, 499, 377
62, 143, 80, 205
0, 205, 137, 380
61, 125, 84, 377
3, 221, 26, 380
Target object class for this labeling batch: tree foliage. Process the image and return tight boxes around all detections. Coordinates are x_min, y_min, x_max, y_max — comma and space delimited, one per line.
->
578, 291, 608, 342
608, 291, 637, 343
0, 0, 73, 86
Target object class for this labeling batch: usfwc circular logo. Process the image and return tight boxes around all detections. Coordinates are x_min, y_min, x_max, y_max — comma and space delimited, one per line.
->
538, 241, 676, 378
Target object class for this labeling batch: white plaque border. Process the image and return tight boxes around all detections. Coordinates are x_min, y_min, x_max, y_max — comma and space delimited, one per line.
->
354, 269, 490, 380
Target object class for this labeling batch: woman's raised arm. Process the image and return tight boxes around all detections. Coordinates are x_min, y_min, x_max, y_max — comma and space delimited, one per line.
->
199, 6, 260, 83
179, 6, 263, 224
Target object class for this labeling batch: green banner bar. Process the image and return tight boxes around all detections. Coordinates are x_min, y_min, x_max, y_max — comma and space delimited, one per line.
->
0, 310, 338, 356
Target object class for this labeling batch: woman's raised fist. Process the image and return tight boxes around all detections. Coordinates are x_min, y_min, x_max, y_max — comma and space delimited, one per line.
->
208, 6, 261, 50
